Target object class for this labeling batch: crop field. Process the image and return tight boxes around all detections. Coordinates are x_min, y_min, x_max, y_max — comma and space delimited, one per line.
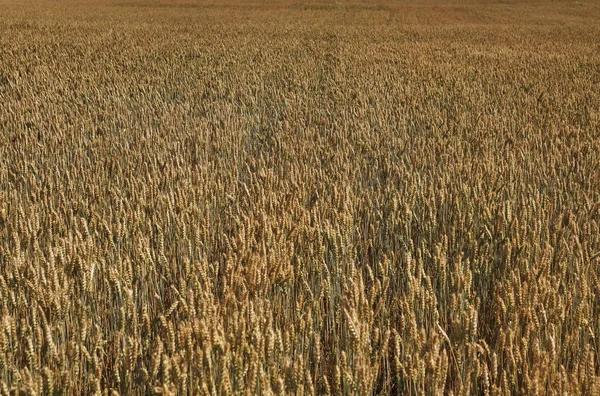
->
1, 0, 600, 394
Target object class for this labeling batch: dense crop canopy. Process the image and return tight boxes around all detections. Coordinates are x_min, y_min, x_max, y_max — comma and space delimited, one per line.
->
0, 0, 599, 394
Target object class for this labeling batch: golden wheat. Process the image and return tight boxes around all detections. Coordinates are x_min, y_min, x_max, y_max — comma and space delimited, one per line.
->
0, 0, 599, 394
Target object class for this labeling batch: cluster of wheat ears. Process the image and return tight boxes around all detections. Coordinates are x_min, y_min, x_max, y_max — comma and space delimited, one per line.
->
0, 0, 599, 394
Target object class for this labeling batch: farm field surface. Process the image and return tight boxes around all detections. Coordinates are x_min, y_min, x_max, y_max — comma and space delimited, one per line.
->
1, 0, 600, 394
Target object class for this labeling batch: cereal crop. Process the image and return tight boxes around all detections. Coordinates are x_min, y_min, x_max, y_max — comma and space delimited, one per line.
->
1, 0, 599, 394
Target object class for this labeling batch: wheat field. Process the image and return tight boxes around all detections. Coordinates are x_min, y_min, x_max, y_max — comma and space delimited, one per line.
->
1, 0, 599, 394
